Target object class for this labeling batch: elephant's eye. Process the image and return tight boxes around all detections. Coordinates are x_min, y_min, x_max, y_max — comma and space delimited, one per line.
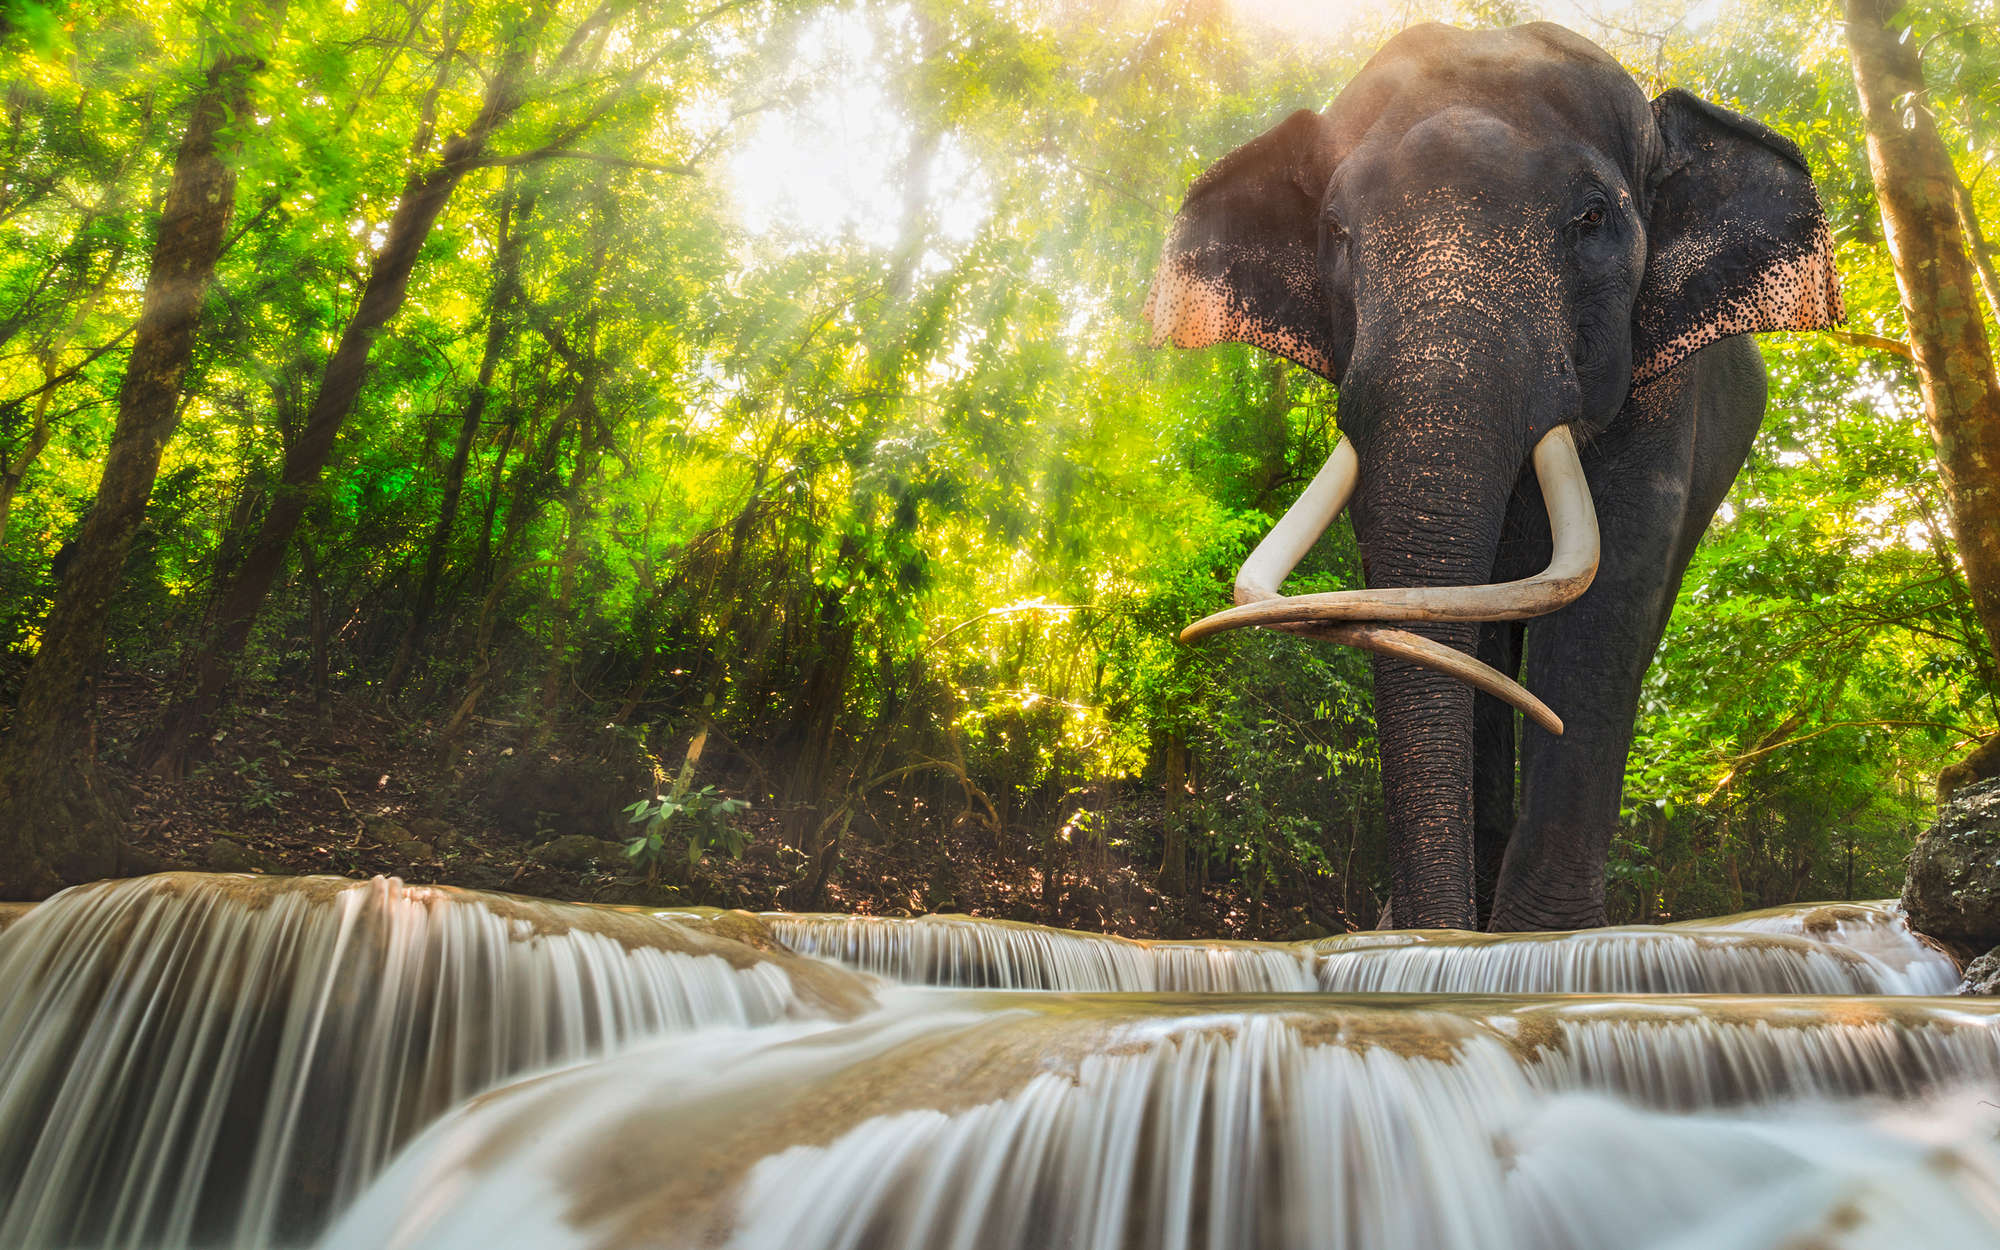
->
1569, 199, 1608, 235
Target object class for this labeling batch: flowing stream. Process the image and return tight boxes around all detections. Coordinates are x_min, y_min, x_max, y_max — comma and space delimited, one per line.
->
0, 873, 1992, 1249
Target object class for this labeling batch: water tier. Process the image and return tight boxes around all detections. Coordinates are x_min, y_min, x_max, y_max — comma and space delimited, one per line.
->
0, 873, 870, 1249
323, 992, 2000, 1250
765, 900, 1958, 995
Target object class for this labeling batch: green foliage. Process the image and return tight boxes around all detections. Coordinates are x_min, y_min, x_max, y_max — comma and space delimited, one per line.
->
623, 787, 753, 877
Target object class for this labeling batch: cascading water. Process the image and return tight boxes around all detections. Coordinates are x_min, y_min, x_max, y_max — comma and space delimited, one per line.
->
0, 873, 870, 1249
1675, 899, 1960, 993
767, 901, 1956, 995
765, 913, 1318, 991
320, 993, 2000, 1250
1309, 927, 1925, 994
1, 878, 1993, 1250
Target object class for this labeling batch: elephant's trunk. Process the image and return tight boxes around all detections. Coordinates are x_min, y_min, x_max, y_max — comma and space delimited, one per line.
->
1356, 395, 1515, 929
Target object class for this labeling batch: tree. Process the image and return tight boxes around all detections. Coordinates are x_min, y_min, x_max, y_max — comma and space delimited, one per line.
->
1844, 0, 2000, 786
143, 2, 567, 774
383, 171, 531, 695
0, 6, 272, 896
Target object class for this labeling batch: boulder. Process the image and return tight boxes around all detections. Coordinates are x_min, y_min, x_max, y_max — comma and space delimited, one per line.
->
1902, 777, 2000, 955
1938, 732, 2000, 803
1960, 948, 2000, 996
529, 834, 629, 871
388, 839, 433, 864
408, 817, 460, 851
361, 818, 413, 847
594, 880, 685, 906
205, 836, 275, 874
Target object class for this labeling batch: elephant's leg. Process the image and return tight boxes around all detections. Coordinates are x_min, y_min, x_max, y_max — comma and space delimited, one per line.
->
1491, 342, 1766, 931
1490, 450, 1686, 929
1472, 622, 1522, 929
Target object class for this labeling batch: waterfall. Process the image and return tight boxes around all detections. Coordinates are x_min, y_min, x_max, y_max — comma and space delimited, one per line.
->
4, 877, 1991, 1250
320, 992, 2000, 1250
1309, 927, 1923, 994
765, 902, 1955, 995
0, 873, 871, 1250
765, 913, 1316, 991
1674, 900, 1960, 993
767, 913, 1166, 989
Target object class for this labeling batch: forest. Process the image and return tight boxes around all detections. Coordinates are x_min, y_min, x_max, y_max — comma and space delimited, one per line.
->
0, 0, 1995, 936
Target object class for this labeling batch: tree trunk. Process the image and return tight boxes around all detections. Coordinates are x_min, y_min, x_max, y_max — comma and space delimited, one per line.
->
298, 528, 330, 707
0, 25, 267, 896
1846, 0, 2000, 682
532, 386, 603, 744
785, 589, 856, 849
487, 367, 573, 578
386, 175, 533, 694
1950, 173, 2000, 333
1159, 732, 1188, 896
145, 25, 545, 776
473, 413, 521, 588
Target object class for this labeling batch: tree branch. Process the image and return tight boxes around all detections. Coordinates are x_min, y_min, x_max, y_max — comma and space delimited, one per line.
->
1819, 327, 1915, 360
1705, 717, 1982, 803
472, 148, 698, 175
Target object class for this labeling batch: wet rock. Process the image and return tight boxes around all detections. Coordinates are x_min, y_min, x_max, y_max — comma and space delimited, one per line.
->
1960, 948, 2000, 996
358, 819, 437, 863
206, 836, 275, 874
1902, 777, 2000, 954
529, 834, 629, 870
118, 843, 173, 876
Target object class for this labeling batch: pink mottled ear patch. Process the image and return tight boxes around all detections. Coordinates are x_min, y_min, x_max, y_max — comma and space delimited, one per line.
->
1632, 89, 1846, 386
1634, 218, 1844, 384
1143, 252, 1229, 350
1141, 107, 1341, 382
1143, 246, 1338, 380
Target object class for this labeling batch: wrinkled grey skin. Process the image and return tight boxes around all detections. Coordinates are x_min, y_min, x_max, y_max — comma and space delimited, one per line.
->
1148, 23, 1842, 929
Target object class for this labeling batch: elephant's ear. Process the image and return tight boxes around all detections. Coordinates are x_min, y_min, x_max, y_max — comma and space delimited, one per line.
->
1145, 109, 1342, 381
1631, 89, 1844, 386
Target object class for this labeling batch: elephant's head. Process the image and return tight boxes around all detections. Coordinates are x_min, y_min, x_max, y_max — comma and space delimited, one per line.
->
1147, 23, 1842, 927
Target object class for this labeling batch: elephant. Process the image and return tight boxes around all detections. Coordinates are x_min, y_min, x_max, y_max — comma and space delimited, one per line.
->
1145, 22, 1843, 931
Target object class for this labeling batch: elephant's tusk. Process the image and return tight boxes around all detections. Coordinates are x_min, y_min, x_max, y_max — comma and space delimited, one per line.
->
1180, 425, 1597, 735
1181, 424, 1599, 638
1233, 437, 1360, 603
1288, 622, 1563, 735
